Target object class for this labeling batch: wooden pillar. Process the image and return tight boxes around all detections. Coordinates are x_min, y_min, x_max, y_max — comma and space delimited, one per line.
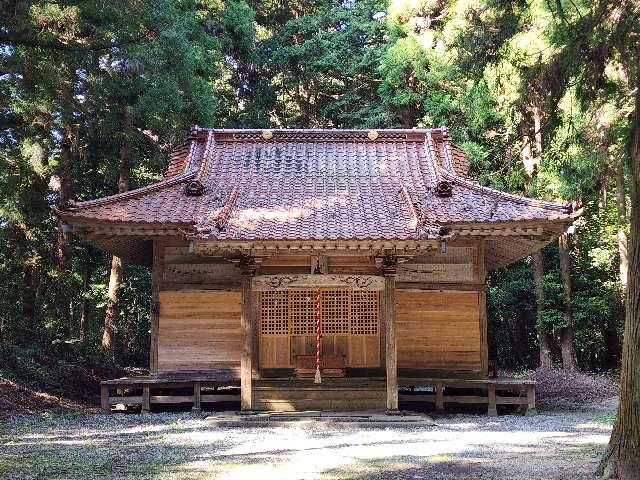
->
383, 256, 399, 414
240, 257, 257, 412
435, 381, 445, 413
476, 239, 489, 378
192, 381, 201, 413
142, 385, 150, 413
526, 384, 537, 416
149, 239, 161, 374
487, 383, 497, 416
479, 288, 488, 377
101, 384, 110, 414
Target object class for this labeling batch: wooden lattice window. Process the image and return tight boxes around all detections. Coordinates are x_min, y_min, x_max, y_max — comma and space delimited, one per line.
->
260, 289, 379, 336
288, 290, 316, 335
260, 291, 289, 335
321, 289, 350, 334
350, 291, 379, 335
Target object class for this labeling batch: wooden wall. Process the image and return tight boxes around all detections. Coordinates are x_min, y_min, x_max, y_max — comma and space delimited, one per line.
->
154, 240, 242, 373
398, 240, 484, 285
152, 239, 487, 376
157, 290, 241, 371
396, 290, 482, 373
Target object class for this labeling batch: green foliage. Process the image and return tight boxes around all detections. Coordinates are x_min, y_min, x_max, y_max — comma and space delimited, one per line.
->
1, 0, 634, 374
0, 0, 256, 364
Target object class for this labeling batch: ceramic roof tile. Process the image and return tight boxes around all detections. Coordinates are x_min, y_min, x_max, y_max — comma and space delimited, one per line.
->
60, 128, 573, 241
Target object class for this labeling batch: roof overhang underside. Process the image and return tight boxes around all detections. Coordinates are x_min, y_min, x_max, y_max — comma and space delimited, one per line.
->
69, 220, 566, 270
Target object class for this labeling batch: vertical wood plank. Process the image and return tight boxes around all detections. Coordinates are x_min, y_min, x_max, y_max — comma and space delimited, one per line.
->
142, 385, 150, 413
149, 239, 162, 373
384, 263, 398, 414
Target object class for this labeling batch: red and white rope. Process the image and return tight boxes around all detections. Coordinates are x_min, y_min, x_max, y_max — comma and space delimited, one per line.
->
314, 288, 322, 384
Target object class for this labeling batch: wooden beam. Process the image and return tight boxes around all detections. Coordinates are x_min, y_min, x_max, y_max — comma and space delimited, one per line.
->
383, 258, 399, 414
240, 257, 257, 412
252, 274, 384, 291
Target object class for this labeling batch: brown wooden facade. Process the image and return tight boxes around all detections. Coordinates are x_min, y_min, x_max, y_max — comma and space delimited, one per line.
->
148, 237, 489, 412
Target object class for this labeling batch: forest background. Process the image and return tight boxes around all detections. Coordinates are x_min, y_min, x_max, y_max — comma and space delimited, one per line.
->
1, 0, 637, 378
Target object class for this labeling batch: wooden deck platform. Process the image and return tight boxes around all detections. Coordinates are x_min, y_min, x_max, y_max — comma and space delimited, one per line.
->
101, 371, 240, 413
399, 377, 536, 416
101, 373, 535, 415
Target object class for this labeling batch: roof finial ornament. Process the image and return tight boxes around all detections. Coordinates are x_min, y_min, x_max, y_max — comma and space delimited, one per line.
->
367, 129, 379, 140
184, 180, 205, 196
434, 180, 453, 198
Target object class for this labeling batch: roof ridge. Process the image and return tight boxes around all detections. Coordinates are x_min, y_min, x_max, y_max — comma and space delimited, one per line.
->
195, 128, 446, 133
440, 171, 571, 212
194, 130, 216, 184
192, 128, 450, 144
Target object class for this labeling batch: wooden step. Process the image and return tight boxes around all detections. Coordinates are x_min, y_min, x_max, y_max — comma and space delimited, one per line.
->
252, 379, 386, 411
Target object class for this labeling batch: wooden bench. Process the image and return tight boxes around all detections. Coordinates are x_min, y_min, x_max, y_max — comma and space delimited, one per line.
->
101, 371, 240, 413
398, 377, 536, 416
293, 355, 346, 378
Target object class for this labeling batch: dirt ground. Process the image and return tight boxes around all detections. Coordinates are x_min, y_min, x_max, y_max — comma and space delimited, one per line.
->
0, 370, 618, 479
0, 401, 616, 480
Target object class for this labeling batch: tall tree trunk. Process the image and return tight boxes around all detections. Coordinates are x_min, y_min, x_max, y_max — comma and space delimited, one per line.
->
102, 106, 133, 350
52, 63, 76, 330
532, 104, 543, 159
80, 266, 89, 341
532, 251, 553, 369
558, 232, 578, 371
533, 104, 578, 370
525, 109, 553, 369
615, 154, 629, 289
20, 261, 38, 344
598, 66, 640, 480
513, 310, 529, 365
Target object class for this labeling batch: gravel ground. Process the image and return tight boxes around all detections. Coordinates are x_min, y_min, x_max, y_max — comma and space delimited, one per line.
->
0, 403, 616, 480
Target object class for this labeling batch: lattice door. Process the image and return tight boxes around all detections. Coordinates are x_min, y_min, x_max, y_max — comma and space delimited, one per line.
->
258, 288, 380, 368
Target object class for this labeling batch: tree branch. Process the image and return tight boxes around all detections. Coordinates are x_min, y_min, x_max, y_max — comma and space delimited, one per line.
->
0, 29, 151, 52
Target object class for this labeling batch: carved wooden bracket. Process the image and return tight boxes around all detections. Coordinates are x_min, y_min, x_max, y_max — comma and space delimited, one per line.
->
232, 255, 260, 276
252, 274, 385, 291
380, 254, 398, 276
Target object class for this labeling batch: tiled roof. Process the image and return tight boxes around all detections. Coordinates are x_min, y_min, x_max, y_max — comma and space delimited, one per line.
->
59, 128, 575, 265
